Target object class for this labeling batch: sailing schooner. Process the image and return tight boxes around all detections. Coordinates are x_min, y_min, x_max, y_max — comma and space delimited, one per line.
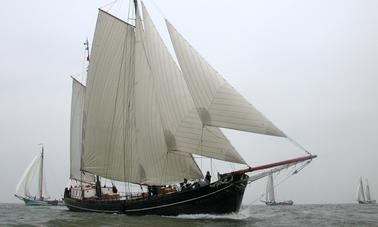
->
356, 178, 376, 204
15, 145, 58, 206
63, 0, 317, 215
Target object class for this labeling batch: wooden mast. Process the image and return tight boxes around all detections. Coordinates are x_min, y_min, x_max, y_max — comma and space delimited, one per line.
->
134, 0, 138, 13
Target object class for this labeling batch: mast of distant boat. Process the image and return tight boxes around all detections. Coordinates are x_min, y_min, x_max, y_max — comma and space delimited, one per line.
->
39, 144, 44, 200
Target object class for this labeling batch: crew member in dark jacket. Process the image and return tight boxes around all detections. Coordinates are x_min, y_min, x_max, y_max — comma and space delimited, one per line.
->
205, 171, 211, 183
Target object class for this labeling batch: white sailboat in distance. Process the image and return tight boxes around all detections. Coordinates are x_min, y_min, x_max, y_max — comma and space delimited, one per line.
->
15, 145, 58, 206
357, 178, 376, 204
263, 173, 293, 206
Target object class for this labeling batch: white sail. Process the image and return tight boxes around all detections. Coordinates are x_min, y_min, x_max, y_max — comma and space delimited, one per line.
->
366, 180, 371, 201
82, 9, 202, 185
70, 78, 95, 183
166, 20, 285, 137
134, 12, 203, 184
140, 4, 245, 164
266, 173, 275, 203
356, 178, 366, 202
15, 152, 49, 199
82, 9, 140, 182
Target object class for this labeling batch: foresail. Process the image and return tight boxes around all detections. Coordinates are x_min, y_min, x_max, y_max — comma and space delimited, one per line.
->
15, 154, 41, 197
166, 20, 286, 137
82, 10, 140, 182
70, 79, 95, 183
141, 4, 245, 164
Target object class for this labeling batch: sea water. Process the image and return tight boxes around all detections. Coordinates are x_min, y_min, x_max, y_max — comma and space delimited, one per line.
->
0, 203, 377, 226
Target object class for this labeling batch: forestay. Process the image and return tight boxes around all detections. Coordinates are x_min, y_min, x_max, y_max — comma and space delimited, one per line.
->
166, 21, 286, 137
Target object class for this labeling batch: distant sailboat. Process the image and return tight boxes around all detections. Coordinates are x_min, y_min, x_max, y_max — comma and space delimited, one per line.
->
263, 173, 293, 206
15, 145, 58, 206
357, 178, 376, 204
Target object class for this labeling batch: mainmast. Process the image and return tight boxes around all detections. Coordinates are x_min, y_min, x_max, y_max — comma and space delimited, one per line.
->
134, 0, 138, 16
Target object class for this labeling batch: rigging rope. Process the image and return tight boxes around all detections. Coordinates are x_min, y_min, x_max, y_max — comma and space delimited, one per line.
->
287, 136, 311, 155
100, 0, 119, 11
146, 0, 168, 19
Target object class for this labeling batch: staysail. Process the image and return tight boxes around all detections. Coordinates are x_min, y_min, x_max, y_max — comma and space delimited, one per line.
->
166, 20, 286, 137
70, 78, 95, 183
82, 9, 202, 185
15, 152, 49, 199
140, 3, 245, 164
135, 11, 203, 184
266, 173, 275, 203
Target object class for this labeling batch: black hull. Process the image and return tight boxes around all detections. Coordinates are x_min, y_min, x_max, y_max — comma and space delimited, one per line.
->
64, 173, 248, 216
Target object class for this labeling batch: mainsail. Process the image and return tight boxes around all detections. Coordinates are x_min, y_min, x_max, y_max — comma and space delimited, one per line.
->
70, 78, 95, 183
166, 20, 285, 137
15, 152, 49, 199
82, 9, 202, 185
266, 173, 275, 203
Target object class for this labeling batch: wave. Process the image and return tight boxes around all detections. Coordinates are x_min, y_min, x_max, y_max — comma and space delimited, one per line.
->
166, 207, 252, 220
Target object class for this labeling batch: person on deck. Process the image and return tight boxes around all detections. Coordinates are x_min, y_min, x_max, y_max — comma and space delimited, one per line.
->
205, 171, 211, 183
64, 187, 70, 198
112, 184, 118, 193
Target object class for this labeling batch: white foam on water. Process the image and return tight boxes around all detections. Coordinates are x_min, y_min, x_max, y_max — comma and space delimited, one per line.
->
166, 207, 252, 220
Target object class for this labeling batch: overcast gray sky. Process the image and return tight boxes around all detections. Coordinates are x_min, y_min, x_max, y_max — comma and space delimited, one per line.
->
0, 0, 377, 204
